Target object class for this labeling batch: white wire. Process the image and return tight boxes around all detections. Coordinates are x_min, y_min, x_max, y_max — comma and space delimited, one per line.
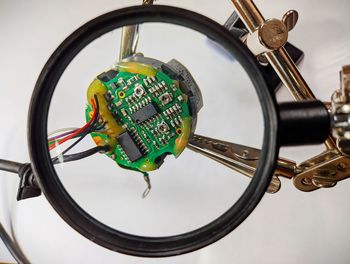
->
47, 127, 79, 137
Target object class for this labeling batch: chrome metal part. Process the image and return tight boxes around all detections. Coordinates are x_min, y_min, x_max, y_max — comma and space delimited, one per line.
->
119, 25, 139, 61
259, 19, 288, 50
116, 0, 350, 194
293, 150, 350, 191
282, 10, 299, 32
230, 0, 337, 150
188, 2, 350, 193
227, 0, 350, 193
185, 1, 350, 193
188, 134, 297, 194
331, 66, 350, 155
230, 0, 264, 32
119, 0, 155, 61
188, 133, 350, 193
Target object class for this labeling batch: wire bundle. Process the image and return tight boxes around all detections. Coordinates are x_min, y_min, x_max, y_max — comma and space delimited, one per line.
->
48, 95, 109, 164
48, 95, 101, 151
0, 95, 111, 263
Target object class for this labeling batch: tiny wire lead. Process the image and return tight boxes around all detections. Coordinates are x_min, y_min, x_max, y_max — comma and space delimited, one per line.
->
142, 174, 152, 198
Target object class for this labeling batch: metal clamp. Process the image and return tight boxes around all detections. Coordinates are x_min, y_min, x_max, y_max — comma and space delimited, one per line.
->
188, 1, 350, 193
188, 134, 296, 194
119, 0, 350, 194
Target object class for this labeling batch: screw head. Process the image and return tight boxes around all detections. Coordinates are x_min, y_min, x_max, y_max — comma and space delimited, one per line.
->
259, 19, 288, 50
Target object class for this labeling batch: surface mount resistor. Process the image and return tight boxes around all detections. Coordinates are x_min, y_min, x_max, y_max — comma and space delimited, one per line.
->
117, 78, 126, 87
104, 91, 114, 102
107, 103, 115, 112
121, 108, 128, 117
146, 76, 156, 84
146, 77, 153, 85
110, 82, 117, 89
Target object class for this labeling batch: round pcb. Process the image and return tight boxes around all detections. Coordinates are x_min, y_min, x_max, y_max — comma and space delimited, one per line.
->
85, 59, 198, 174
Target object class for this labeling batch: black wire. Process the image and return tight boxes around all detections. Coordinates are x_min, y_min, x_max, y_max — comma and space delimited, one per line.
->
0, 94, 104, 262
95, 121, 107, 131
50, 133, 89, 164
90, 94, 100, 131
0, 144, 108, 264
50, 94, 101, 164
53, 145, 109, 164
0, 222, 30, 264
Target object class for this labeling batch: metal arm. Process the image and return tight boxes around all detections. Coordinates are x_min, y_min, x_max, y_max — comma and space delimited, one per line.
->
230, 0, 337, 150
119, 25, 139, 61
228, 0, 350, 192
119, 0, 154, 61
188, 1, 350, 193
188, 134, 296, 194
118, 0, 350, 193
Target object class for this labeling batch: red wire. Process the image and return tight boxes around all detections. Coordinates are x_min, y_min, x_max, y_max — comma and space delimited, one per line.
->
49, 98, 97, 151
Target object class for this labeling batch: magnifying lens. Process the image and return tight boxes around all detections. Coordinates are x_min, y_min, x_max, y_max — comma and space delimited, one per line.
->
0, 3, 334, 260
26, 5, 280, 257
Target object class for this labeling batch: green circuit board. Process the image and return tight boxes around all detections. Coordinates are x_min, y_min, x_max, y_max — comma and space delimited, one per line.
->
85, 61, 192, 174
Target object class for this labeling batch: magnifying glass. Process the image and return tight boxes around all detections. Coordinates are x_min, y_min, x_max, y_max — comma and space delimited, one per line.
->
1, 4, 331, 260
27, 5, 279, 256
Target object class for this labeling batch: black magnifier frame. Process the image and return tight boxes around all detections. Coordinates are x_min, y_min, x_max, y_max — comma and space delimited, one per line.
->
28, 5, 279, 257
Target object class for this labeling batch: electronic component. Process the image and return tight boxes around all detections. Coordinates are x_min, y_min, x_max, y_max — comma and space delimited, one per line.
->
134, 84, 145, 97
104, 91, 114, 102
85, 56, 202, 175
157, 121, 169, 133
131, 103, 157, 123
159, 93, 172, 105
117, 131, 144, 162
121, 108, 128, 117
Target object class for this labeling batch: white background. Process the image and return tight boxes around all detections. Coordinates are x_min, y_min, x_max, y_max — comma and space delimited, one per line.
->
1, 0, 350, 263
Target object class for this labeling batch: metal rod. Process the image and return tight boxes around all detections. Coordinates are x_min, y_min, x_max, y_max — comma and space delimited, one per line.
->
189, 141, 282, 193
275, 157, 298, 178
189, 135, 295, 179
118, 0, 154, 61
119, 25, 139, 61
231, 0, 265, 32
265, 48, 316, 100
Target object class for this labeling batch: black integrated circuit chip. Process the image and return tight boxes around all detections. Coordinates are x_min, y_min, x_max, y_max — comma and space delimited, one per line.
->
131, 103, 158, 123
117, 131, 144, 162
